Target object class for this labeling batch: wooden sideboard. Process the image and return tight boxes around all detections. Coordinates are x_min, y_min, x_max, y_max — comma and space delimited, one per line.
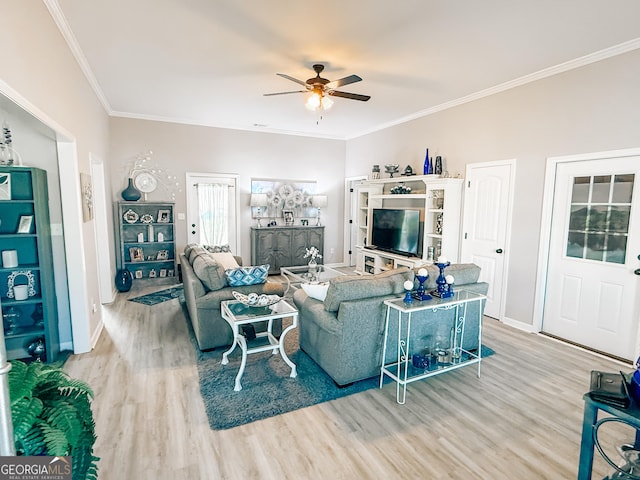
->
250, 226, 324, 274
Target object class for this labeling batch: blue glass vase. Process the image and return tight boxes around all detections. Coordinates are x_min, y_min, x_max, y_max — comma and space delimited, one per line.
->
423, 148, 429, 175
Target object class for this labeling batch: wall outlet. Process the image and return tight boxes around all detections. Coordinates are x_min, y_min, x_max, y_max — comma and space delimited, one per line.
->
177, 212, 186, 221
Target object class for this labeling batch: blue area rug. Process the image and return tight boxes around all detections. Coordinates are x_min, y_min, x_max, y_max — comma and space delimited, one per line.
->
129, 286, 184, 305
188, 306, 495, 430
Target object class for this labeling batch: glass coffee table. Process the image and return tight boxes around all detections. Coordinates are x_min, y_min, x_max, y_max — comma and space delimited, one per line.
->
220, 299, 298, 392
280, 265, 346, 294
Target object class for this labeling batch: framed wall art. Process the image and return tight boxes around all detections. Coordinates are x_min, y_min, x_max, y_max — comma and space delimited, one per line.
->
250, 178, 317, 220
80, 172, 94, 222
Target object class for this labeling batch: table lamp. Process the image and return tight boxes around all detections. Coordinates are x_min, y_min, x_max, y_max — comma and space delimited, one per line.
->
313, 195, 328, 226
250, 193, 268, 227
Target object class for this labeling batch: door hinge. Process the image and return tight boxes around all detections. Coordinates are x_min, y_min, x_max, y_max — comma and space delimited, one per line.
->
467, 180, 471, 188
350, 188, 354, 193
349, 219, 353, 224
464, 232, 468, 239
348, 250, 352, 255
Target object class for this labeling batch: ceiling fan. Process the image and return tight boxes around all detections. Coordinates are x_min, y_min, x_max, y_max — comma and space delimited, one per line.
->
264, 64, 371, 111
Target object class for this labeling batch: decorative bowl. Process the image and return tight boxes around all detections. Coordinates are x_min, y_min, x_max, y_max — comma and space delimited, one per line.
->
232, 291, 282, 307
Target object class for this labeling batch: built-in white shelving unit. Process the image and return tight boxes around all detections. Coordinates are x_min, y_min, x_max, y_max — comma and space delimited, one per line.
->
354, 175, 463, 274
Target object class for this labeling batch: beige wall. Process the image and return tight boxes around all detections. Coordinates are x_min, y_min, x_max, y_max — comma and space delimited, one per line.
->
346, 49, 640, 326
1, 1, 111, 350
108, 118, 346, 264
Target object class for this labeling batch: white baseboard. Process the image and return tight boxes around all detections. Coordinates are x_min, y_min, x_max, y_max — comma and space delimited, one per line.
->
500, 315, 538, 333
89, 319, 104, 350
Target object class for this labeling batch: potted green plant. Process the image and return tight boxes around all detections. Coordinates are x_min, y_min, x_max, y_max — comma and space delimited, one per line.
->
8, 360, 99, 480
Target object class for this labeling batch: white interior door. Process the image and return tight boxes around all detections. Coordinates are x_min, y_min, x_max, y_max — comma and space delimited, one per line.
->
461, 161, 514, 319
186, 173, 240, 254
543, 156, 640, 360
345, 176, 366, 266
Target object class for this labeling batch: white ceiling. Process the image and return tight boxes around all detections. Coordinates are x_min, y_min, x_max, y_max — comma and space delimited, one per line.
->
52, 0, 640, 140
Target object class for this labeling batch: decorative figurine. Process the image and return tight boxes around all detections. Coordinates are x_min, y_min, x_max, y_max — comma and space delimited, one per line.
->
432, 257, 454, 298
403, 280, 414, 304
413, 268, 432, 301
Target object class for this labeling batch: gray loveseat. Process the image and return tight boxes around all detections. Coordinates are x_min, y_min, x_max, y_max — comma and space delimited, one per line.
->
293, 263, 488, 386
180, 244, 284, 351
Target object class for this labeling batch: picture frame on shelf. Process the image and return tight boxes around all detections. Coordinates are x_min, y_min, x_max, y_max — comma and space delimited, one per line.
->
149, 269, 157, 278
283, 209, 294, 226
157, 209, 170, 223
17, 215, 33, 233
159, 268, 167, 278
135, 270, 143, 279
129, 247, 144, 262
0, 172, 11, 200
123, 209, 139, 224
156, 249, 169, 260
168, 269, 175, 277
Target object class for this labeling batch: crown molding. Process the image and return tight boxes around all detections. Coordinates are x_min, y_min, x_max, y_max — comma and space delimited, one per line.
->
348, 37, 640, 140
43, 0, 112, 114
110, 110, 347, 140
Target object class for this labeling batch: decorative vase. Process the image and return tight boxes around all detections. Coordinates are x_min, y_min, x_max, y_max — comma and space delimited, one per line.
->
121, 178, 141, 201
31, 303, 44, 328
435, 156, 443, 175
308, 258, 317, 271
26, 337, 46, 361
423, 148, 429, 175
115, 268, 133, 292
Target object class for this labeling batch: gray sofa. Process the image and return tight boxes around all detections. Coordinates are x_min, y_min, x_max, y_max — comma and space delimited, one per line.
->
180, 244, 284, 350
293, 263, 488, 386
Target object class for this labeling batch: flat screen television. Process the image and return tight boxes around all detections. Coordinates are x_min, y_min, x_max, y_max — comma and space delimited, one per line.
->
370, 208, 421, 257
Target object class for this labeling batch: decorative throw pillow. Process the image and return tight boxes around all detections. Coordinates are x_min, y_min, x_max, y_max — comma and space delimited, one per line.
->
301, 282, 329, 302
192, 254, 227, 291
209, 252, 239, 271
225, 265, 270, 287
205, 244, 231, 253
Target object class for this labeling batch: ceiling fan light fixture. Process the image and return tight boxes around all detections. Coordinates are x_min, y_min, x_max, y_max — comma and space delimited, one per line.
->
306, 91, 333, 111
306, 92, 322, 111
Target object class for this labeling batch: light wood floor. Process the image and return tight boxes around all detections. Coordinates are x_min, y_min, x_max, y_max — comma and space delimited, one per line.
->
63, 284, 632, 479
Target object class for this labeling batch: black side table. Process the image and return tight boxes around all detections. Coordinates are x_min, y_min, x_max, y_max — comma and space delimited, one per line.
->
578, 394, 640, 479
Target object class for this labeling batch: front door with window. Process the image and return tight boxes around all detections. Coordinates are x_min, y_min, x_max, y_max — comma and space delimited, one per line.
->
543, 155, 640, 360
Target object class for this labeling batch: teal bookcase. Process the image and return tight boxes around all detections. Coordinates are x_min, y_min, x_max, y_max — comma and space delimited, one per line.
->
0, 166, 60, 362
114, 201, 177, 283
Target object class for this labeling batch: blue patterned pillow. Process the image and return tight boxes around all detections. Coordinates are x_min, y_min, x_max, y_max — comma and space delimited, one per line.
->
225, 265, 270, 286
205, 244, 231, 253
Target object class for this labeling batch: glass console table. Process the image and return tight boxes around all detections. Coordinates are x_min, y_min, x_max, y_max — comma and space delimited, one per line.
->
380, 290, 486, 404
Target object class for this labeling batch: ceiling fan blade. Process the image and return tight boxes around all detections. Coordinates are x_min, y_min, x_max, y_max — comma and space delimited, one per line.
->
263, 90, 306, 96
276, 73, 308, 87
327, 74, 362, 88
328, 90, 371, 102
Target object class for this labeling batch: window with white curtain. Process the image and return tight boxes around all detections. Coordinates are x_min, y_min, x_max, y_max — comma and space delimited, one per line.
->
196, 182, 229, 247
